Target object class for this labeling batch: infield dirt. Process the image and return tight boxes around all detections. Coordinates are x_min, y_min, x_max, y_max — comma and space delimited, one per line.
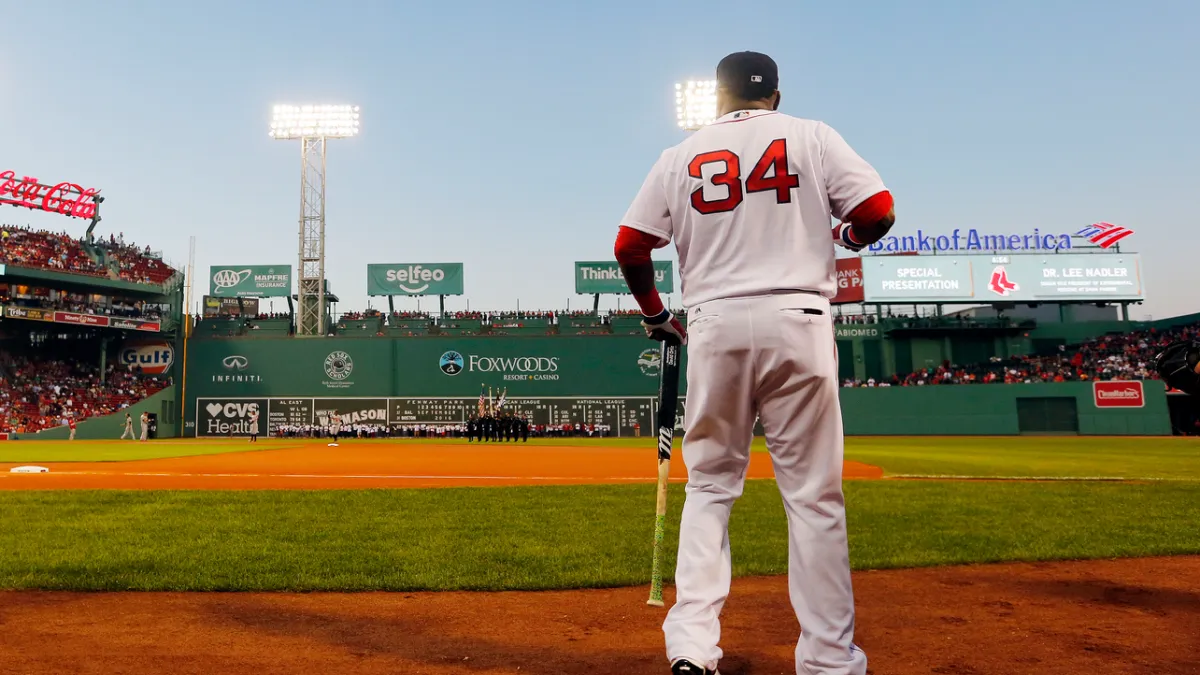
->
0, 441, 883, 489
0, 556, 1196, 674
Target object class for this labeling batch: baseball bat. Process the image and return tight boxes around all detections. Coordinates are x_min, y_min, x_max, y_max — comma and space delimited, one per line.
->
647, 338, 682, 607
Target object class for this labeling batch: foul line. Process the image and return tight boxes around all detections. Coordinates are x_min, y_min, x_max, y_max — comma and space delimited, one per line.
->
887, 474, 1169, 482
2, 470, 681, 482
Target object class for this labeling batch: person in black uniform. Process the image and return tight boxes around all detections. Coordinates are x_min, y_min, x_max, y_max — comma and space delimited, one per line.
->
467, 417, 477, 442
482, 415, 494, 443
520, 415, 529, 442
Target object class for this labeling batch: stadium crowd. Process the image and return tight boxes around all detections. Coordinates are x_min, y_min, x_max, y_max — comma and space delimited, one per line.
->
0, 285, 164, 319
0, 352, 171, 434
842, 323, 1198, 388
0, 226, 177, 285
272, 419, 614, 439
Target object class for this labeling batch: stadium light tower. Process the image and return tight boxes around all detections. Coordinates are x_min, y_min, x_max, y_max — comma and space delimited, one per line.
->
270, 104, 360, 336
675, 80, 718, 131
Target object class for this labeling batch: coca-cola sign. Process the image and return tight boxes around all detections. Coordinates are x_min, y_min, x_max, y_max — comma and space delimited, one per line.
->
1093, 381, 1145, 408
0, 171, 101, 220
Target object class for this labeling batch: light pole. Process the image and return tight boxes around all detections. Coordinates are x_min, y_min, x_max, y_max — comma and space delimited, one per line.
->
675, 80, 717, 131
270, 104, 360, 336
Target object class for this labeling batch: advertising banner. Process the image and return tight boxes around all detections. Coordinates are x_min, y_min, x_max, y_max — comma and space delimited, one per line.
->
575, 261, 674, 294
4, 306, 53, 322
861, 254, 1143, 304
1093, 381, 1145, 408
2, 305, 158, 331
119, 341, 174, 375
196, 399, 268, 436
366, 263, 464, 296
203, 295, 259, 317
209, 265, 292, 298
832, 257, 864, 304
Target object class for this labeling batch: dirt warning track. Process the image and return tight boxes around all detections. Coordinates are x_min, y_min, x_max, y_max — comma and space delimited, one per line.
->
0, 442, 884, 490
0, 556, 1196, 674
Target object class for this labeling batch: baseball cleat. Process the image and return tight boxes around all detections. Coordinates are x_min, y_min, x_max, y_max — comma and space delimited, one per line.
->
671, 659, 718, 675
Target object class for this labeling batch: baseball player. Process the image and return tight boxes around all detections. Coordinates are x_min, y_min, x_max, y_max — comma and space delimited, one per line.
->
120, 413, 134, 440
67, 416, 77, 441
139, 412, 150, 442
615, 51, 894, 675
330, 414, 342, 443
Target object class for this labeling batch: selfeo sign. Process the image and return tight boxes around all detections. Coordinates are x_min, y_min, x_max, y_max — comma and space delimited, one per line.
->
367, 263, 464, 296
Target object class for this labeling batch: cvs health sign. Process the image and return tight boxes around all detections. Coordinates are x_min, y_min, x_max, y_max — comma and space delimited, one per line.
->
1093, 381, 1145, 408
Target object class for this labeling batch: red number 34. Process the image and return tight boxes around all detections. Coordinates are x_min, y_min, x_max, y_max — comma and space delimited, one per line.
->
688, 138, 800, 215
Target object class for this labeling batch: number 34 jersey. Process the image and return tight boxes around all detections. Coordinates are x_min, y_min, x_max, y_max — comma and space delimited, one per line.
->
619, 109, 887, 308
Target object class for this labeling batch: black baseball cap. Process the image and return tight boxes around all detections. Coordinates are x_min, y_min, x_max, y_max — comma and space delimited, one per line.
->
716, 51, 779, 100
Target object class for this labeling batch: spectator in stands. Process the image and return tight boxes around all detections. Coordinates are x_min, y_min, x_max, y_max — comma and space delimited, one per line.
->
0, 351, 171, 434
841, 323, 1198, 388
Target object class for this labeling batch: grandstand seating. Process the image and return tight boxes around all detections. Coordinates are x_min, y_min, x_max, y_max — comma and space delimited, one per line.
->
844, 322, 1198, 388
0, 351, 171, 433
1, 226, 179, 286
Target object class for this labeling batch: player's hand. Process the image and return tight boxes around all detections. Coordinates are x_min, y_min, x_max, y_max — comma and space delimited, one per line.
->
832, 222, 865, 253
641, 309, 686, 345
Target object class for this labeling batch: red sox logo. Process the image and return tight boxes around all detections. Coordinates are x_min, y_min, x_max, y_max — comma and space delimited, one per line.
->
988, 266, 1019, 297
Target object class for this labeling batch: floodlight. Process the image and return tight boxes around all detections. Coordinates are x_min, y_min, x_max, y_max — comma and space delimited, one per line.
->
674, 80, 717, 131
269, 104, 361, 139
269, 104, 361, 337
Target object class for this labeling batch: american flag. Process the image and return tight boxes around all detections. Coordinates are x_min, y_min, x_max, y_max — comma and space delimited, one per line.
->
477, 384, 487, 417
1075, 222, 1135, 249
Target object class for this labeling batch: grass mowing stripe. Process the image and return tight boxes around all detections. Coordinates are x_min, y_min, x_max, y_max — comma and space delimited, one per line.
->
843, 436, 1200, 480
0, 480, 1197, 591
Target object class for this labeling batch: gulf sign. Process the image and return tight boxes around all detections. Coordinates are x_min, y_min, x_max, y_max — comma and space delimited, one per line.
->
1093, 381, 1144, 408
119, 342, 174, 375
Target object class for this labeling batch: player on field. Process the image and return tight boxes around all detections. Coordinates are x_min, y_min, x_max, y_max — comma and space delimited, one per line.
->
615, 51, 895, 675
121, 413, 135, 440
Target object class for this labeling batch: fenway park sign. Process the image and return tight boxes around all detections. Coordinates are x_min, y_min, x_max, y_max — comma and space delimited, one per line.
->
0, 170, 101, 220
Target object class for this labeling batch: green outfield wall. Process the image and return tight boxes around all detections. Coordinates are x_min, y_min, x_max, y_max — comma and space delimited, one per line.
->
182, 337, 1170, 438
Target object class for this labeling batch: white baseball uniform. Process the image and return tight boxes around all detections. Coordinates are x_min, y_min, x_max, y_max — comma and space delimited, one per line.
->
621, 109, 886, 675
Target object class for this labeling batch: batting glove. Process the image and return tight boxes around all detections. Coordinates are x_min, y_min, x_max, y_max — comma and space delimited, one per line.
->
641, 309, 687, 345
832, 222, 865, 253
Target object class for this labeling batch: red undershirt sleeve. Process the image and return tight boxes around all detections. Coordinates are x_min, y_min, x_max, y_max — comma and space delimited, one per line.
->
614, 226, 666, 316
845, 190, 894, 243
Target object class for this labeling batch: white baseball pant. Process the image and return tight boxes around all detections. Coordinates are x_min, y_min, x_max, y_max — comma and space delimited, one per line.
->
664, 291, 866, 675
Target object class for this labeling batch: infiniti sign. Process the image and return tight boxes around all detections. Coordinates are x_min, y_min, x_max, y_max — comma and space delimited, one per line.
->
213, 354, 262, 383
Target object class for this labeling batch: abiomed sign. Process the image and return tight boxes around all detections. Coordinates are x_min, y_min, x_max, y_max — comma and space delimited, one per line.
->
575, 261, 673, 294
367, 263, 464, 296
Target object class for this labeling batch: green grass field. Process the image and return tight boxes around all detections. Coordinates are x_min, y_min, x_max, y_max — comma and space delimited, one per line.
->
1, 435, 1198, 591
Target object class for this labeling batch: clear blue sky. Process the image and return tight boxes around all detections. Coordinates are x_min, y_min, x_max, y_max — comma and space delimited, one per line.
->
2, 0, 1196, 319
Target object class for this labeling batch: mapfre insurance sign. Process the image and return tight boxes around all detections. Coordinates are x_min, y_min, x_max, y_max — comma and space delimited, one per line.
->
1093, 381, 1145, 408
